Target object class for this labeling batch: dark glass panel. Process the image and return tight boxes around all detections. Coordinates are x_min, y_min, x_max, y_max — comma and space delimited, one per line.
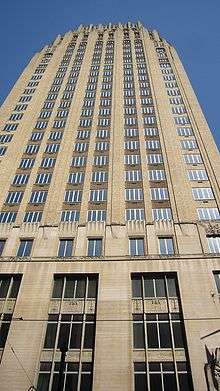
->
87, 277, 98, 298
150, 374, 163, 391
134, 362, 146, 372
147, 323, 158, 348
0, 240, 6, 256
64, 278, 76, 298
37, 373, 50, 391
173, 323, 184, 348
44, 323, 57, 348
163, 374, 177, 391
58, 323, 70, 350
75, 279, 86, 298
167, 277, 177, 297
80, 373, 93, 391
134, 374, 147, 391
133, 323, 145, 349
83, 323, 95, 349
159, 323, 171, 348
52, 277, 64, 298
178, 373, 192, 391
132, 277, 142, 298
51, 373, 59, 391
70, 323, 82, 349
65, 374, 78, 391
0, 322, 10, 348
155, 278, 166, 297
9, 276, 21, 298
0, 277, 10, 298
144, 277, 154, 297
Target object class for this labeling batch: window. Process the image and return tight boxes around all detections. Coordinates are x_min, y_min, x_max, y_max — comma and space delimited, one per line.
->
29, 191, 48, 204
0, 275, 21, 348
125, 128, 138, 137
0, 146, 7, 156
177, 127, 193, 137
58, 239, 73, 257
146, 140, 160, 150
3, 123, 18, 131
93, 155, 109, 166
45, 144, 60, 154
134, 361, 192, 391
152, 208, 172, 221
0, 212, 17, 224
87, 210, 106, 222
19, 158, 35, 169
181, 140, 197, 150
49, 131, 63, 141
148, 170, 166, 181
159, 237, 174, 255
0, 240, 6, 256
25, 144, 40, 155
147, 154, 163, 164
61, 210, 80, 222
41, 157, 56, 168
144, 128, 158, 137
125, 188, 143, 201
197, 208, 220, 221
124, 141, 139, 150
35, 121, 48, 130
23, 211, 42, 223
0, 134, 13, 143
35, 173, 52, 185
5, 191, 23, 204
125, 209, 145, 221
207, 237, 220, 253
96, 129, 110, 138
17, 239, 33, 257
214, 272, 220, 294
92, 171, 108, 183
77, 130, 90, 139
150, 188, 169, 201
187, 170, 208, 181
192, 187, 214, 200
124, 155, 140, 165
72, 156, 86, 167
87, 239, 102, 256
74, 143, 89, 153
90, 190, 107, 202
183, 154, 202, 164
53, 120, 66, 128
31, 132, 44, 141
129, 238, 145, 256
125, 170, 142, 182
64, 190, 82, 203
68, 172, 84, 184
12, 174, 29, 186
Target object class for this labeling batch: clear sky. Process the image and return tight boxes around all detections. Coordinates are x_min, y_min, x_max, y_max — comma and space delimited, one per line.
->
1, 0, 219, 149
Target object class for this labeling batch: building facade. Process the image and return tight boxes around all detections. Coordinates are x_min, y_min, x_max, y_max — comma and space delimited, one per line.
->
0, 21, 219, 391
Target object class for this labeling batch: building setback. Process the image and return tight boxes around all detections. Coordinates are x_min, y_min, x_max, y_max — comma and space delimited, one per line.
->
0, 21, 220, 391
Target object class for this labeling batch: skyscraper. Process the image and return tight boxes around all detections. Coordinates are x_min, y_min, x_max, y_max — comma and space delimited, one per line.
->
0, 21, 219, 391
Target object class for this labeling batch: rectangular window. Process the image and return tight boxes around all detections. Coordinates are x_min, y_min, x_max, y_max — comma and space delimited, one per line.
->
5, 192, 23, 204
45, 144, 60, 154
90, 190, 107, 202
148, 170, 166, 181
129, 238, 145, 256
0, 146, 7, 156
146, 140, 160, 150
68, 172, 84, 185
64, 190, 82, 203
125, 188, 143, 201
125, 209, 145, 221
152, 208, 172, 221
87, 239, 102, 256
35, 173, 52, 185
181, 140, 197, 150
0, 134, 13, 143
192, 188, 214, 200
197, 208, 220, 221
124, 141, 139, 150
214, 272, 220, 294
0, 240, 6, 256
0, 212, 17, 224
87, 210, 106, 222
30, 132, 44, 141
125, 128, 138, 137
150, 188, 169, 201
49, 131, 63, 141
159, 237, 174, 255
124, 155, 140, 166
60, 210, 80, 222
207, 237, 220, 253
19, 158, 35, 169
58, 239, 73, 257
92, 171, 108, 183
177, 127, 193, 137
23, 211, 42, 223
12, 174, 29, 186
183, 154, 202, 164
125, 170, 142, 182
187, 170, 208, 181
29, 191, 48, 204
144, 128, 158, 137
147, 154, 163, 165
17, 239, 33, 257
41, 157, 56, 168
72, 156, 86, 167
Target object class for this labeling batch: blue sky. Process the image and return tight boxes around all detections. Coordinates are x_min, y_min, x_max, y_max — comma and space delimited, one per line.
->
1, 0, 219, 149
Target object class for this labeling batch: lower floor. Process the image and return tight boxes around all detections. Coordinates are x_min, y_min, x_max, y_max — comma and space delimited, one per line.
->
0, 257, 219, 391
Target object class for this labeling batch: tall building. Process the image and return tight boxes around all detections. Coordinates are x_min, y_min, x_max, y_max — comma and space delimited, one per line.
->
0, 21, 219, 391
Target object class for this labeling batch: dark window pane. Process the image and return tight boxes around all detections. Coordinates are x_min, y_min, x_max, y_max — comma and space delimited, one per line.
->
83, 323, 95, 349
214, 273, 220, 294
94, 239, 102, 256
147, 323, 158, 348
135, 374, 147, 391
9, 276, 21, 298
70, 323, 82, 349
0, 240, 6, 256
0, 322, 10, 348
0, 278, 10, 298
65, 374, 78, 391
65, 240, 73, 257
150, 374, 163, 391
58, 240, 73, 257
167, 277, 177, 297
64, 278, 75, 298
51, 373, 59, 391
155, 278, 166, 297
75, 279, 86, 298
149, 362, 160, 371
178, 373, 192, 391
173, 323, 184, 348
44, 323, 57, 348
87, 277, 98, 298
52, 277, 63, 298
37, 373, 50, 391
17, 240, 33, 257
58, 323, 70, 350
163, 374, 177, 391
132, 277, 142, 298
133, 323, 145, 349
159, 323, 171, 348
80, 373, 92, 391
137, 239, 144, 255
144, 277, 154, 297
134, 362, 146, 372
